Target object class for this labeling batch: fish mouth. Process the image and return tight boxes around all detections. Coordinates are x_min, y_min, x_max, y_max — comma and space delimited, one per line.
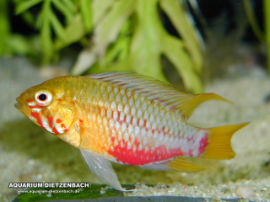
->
15, 97, 21, 109
15, 96, 21, 107
15, 96, 26, 114
15, 101, 21, 109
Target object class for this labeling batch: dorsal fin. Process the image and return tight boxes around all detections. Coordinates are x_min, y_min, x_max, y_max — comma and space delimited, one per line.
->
89, 72, 230, 118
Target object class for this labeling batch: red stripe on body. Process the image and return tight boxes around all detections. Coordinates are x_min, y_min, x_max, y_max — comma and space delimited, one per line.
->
108, 138, 186, 165
198, 134, 208, 155
188, 149, 193, 157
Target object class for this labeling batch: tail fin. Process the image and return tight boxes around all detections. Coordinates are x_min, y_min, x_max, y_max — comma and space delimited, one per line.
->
202, 123, 248, 159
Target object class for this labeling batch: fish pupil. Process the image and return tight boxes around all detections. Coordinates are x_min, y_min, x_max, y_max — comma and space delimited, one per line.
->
38, 93, 47, 101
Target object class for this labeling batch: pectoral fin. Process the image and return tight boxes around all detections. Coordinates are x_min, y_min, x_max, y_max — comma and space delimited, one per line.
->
80, 149, 124, 191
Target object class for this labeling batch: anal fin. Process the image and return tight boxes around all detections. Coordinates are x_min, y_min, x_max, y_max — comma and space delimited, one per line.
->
80, 149, 125, 191
168, 157, 204, 172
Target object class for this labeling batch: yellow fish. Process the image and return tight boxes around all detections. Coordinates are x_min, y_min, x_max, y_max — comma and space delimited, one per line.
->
15, 72, 247, 190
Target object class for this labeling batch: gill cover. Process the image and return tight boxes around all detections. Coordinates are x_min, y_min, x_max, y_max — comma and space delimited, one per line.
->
49, 102, 75, 134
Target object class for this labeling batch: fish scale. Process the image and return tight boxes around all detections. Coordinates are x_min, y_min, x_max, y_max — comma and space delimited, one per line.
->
74, 79, 205, 164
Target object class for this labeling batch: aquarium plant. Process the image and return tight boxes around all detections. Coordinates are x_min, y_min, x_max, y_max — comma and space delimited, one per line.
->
244, 0, 270, 75
0, 0, 203, 93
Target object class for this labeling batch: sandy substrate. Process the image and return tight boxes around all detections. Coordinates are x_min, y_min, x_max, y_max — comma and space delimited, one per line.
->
0, 58, 269, 201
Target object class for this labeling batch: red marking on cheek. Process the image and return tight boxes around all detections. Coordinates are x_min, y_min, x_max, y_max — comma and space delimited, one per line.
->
108, 138, 186, 165
47, 116, 54, 128
60, 123, 68, 132
29, 105, 42, 109
31, 112, 44, 129
198, 134, 208, 155
56, 119, 62, 123
79, 119, 83, 123
26, 99, 34, 102
52, 127, 60, 135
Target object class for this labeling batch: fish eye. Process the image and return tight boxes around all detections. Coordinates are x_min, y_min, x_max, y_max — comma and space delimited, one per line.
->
35, 91, 52, 106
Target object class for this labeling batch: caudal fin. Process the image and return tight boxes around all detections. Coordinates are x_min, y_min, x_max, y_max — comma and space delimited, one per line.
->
202, 123, 248, 159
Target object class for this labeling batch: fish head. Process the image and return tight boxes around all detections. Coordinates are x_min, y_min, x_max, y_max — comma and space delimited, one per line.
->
15, 78, 75, 135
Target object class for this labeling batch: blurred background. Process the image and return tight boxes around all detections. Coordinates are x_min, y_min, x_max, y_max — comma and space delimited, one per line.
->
0, 0, 269, 92
0, 0, 270, 201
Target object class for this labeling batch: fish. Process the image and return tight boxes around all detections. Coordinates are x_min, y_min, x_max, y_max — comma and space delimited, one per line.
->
15, 72, 248, 191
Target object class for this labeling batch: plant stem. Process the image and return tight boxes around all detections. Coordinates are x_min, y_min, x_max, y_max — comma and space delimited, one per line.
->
243, 0, 264, 42
264, 0, 270, 75
0, 0, 10, 54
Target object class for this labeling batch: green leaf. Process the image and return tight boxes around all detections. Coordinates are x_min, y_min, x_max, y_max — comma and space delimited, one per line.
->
162, 35, 202, 93
80, 0, 93, 31
40, 0, 53, 63
126, 0, 165, 81
50, 12, 66, 41
0, 0, 10, 54
104, 0, 165, 81
243, 0, 265, 42
160, 0, 202, 73
6, 35, 33, 55
264, 0, 270, 75
73, 0, 203, 92
15, 0, 43, 14
103, 20, 131, 65
61, 0, 76, 13
92, 0, 115, 25
55, 14, 86, 50
94, 0, 135, 55
52, 0, 74, 23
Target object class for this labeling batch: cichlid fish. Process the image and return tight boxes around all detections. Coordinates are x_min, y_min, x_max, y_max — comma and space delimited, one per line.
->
15, 72, 247, 191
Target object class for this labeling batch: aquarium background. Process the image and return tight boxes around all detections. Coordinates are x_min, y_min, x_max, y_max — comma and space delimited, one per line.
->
0, 0, 270, 201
